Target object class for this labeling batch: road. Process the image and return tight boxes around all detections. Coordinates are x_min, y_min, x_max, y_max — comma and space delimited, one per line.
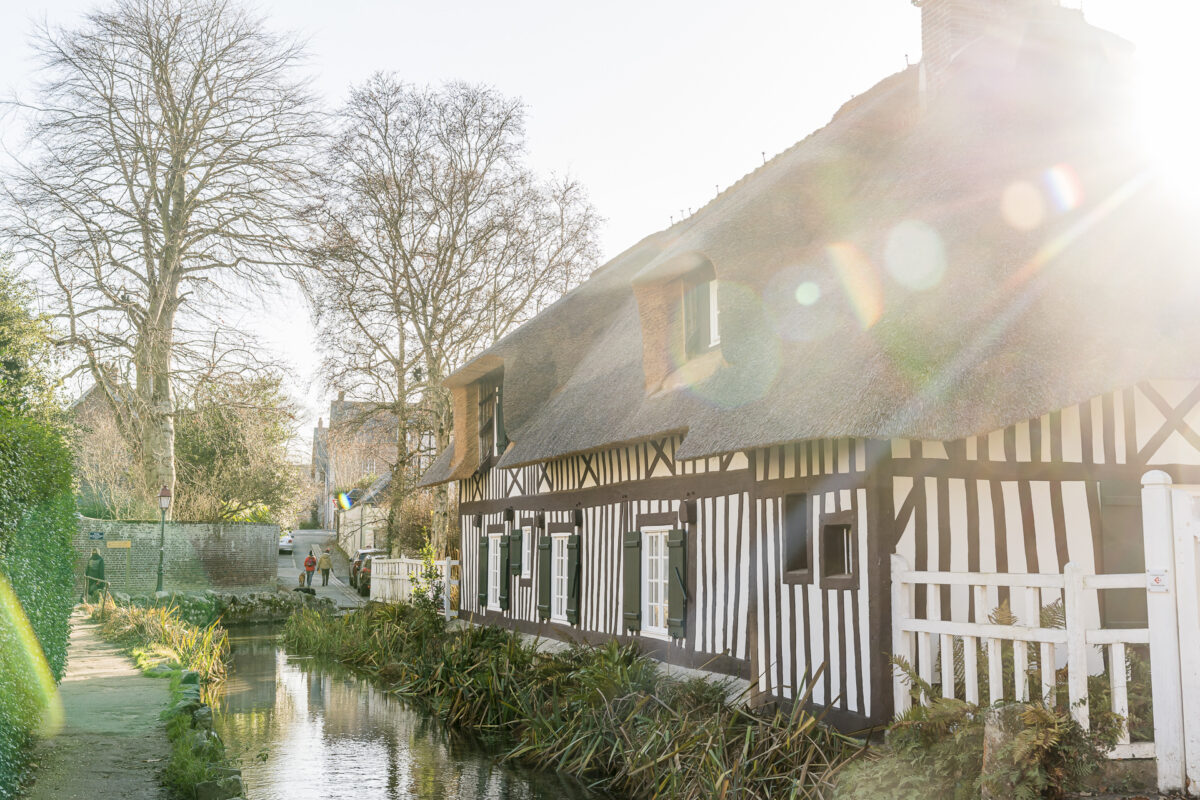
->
280, 529, 365, 609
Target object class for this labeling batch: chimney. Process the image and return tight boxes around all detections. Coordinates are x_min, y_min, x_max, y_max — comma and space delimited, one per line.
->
915, 0, 1052, 93
337, 390, 345, 402
318, 417, 323, 429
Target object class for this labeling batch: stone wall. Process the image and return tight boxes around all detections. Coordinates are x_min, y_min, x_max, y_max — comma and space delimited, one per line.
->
74, 517, 278, 594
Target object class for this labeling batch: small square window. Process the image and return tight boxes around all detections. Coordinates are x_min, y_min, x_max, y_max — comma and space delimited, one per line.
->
819, 517, 857, 590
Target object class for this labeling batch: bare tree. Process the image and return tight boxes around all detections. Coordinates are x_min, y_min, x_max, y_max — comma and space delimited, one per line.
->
301, 75, 600, 547
3, 0, 320, 501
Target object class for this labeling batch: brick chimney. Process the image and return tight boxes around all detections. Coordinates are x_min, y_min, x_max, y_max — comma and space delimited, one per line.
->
337, 390, 345, 402
914, 0, 1053, 92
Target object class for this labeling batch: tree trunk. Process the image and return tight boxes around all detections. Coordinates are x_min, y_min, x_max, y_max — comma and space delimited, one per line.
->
425, 359, 453, 554
134, 312, 176, 509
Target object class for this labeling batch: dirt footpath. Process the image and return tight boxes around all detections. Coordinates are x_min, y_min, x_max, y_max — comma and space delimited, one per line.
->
25, 610, 168, 800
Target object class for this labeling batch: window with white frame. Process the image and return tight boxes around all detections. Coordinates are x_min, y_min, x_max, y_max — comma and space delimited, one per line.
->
642, 526, 671, 637
682, 274, 719, 359
551, 532, 569, 622
521, 525, 533, 580
488, 533, 503, 609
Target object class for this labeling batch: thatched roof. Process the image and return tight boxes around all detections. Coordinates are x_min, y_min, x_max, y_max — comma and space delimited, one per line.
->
422, 10, 1200, 486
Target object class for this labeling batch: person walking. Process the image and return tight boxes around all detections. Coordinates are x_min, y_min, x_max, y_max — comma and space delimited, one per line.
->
317, 549, 332, 586
303, 551, 317, 587
83, 548, 105, 602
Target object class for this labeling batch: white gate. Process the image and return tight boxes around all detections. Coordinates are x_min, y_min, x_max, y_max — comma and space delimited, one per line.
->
891, 470, 1200, 794
891, 558, 1151, 759
1140, 470, 1200, 795
370, 557, 460, 620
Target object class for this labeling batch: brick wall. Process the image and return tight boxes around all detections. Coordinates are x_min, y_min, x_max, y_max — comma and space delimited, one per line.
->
74, 517, 278, 595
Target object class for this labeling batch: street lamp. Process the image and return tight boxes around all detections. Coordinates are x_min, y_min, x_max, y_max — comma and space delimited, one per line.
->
155, 485, 172, 593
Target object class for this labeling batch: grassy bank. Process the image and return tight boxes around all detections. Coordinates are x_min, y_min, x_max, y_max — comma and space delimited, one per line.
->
87, 598, 240, 799
283, 602, 861, 799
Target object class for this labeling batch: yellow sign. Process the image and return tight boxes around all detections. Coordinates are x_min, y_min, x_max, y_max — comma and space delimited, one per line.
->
106, 540, 131, 549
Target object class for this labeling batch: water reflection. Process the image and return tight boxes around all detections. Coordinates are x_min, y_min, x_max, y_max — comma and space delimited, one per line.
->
215, 627, 599, 800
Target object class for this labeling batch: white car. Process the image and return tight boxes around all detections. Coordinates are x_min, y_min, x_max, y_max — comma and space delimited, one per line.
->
278, 531, 294, 554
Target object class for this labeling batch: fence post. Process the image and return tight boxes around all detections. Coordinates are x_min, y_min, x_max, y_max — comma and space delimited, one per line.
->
1063, 561, 1089, 728
891, 554, 913, 715
1170, 487, 1200, 794
1141, 470, 1185, 793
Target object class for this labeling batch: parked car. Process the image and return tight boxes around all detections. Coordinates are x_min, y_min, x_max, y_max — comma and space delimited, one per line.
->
349, 548, 386, 588
358, 554, 379, 597
278, 531, 294, 554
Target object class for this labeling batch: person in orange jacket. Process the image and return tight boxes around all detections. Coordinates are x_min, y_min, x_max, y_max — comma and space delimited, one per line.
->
303, 551, 317, 586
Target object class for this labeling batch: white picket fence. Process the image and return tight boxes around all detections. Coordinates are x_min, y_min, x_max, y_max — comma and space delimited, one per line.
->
891, 470, 1200, 795
369, 557, 459, 620
891, 557, 1151, 759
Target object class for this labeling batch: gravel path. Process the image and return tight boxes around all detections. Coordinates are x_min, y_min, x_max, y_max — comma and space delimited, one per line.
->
24, 611, 169, 800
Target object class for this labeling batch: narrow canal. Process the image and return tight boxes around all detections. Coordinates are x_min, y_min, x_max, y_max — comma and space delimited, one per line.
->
214, 626, 601, 800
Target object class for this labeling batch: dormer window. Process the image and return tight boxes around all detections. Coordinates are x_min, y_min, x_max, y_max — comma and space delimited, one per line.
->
477, 371, 505, 470
682, 272, 719, 360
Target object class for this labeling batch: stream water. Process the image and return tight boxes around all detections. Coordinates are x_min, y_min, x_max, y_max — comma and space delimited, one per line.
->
213, 626, 600, 800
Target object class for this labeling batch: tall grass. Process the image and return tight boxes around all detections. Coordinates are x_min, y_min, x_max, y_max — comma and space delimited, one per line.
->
86, 595, 229, 683
283, 603, 861, 799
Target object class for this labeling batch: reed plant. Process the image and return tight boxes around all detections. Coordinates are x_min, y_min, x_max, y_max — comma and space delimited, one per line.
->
86, 594, 229, 683
283, 603, 861, 799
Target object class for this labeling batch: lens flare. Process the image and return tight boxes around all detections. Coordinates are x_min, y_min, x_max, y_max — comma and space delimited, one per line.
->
1001, 180, 1047, 231
884, 220, 946, 291
794, 281, 821, 306
1043, 164, 1083, 213
765, 266, 837, 343
336, 492, 352, 510
826, 242, 883, 329
0, 573, 63, 737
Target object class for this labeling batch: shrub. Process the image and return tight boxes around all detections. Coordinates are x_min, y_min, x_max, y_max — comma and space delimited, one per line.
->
836, 655, 1123, 800
0, 413, 75, 799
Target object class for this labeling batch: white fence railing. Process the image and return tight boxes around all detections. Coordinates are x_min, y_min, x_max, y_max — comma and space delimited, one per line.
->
892, 471, 1200, 795
369, 557, 459, 619
891, 557, 1151, 760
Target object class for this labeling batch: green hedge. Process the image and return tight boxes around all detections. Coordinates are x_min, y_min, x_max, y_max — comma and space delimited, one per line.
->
0, 414, 76, 799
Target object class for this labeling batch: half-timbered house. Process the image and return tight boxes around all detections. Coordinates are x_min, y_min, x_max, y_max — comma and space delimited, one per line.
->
421, 0, 1200, 731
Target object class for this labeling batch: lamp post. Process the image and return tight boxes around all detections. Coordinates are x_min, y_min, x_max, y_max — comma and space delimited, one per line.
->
155, 485, 172, 593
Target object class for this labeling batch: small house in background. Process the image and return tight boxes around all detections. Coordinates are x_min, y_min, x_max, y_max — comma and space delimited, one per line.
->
311, 391, 399, 528
421, 0, 1200, 731
336, 473, 392, 554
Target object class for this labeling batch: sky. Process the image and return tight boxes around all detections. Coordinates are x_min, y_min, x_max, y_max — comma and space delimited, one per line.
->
0, 0, 1195, 460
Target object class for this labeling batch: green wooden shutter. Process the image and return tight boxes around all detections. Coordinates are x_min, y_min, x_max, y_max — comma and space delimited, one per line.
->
498, 535, 511, 610
509, 528, 522, 576
622, 531, 641, 632
536, 535, 552, 621
667, 529, 687, 639
566, 533, 581, 626
477, 535, 489, 608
